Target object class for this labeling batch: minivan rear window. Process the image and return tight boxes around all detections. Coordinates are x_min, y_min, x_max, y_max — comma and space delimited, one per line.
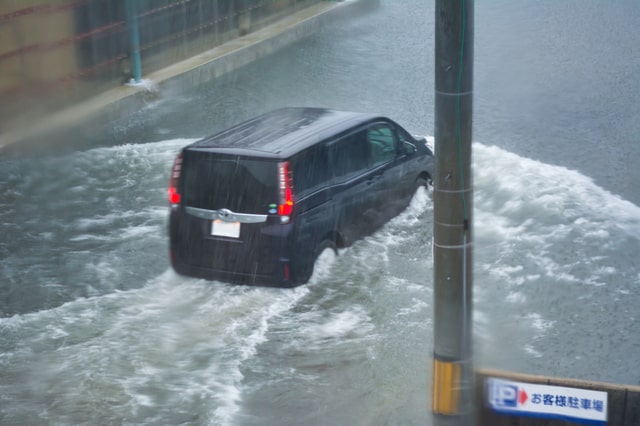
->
182, 151, 278, 214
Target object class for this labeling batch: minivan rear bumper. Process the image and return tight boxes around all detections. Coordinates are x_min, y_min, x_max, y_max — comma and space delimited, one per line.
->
169, 208, 302, 287
170, 257, 296, 288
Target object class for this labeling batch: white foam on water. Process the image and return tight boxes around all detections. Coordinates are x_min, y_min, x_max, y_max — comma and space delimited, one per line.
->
473, 142, 640, 370
3, 136, 640, 422
74, 210, 154, 230
474, 143, 640, 239
395, 297, 429, 318
88, 137, 195, 157
300, 306, 373, 342
523, 344, 544, 358
403, 185, 433, 221
0, 270, 308, 425
526, 312, 555, 333
386, 275, 425, 293
474, 141, 640, 285
307, 247, 339, 284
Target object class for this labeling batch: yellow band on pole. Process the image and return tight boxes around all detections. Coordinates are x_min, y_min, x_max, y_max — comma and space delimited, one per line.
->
432, 358, 461, 415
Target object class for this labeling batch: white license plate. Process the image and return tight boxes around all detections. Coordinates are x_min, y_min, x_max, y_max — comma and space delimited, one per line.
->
211, 220, 240, 238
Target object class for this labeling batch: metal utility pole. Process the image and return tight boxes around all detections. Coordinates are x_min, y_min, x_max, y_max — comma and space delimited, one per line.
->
125, 0, 142, 83
432, 0, 474, 425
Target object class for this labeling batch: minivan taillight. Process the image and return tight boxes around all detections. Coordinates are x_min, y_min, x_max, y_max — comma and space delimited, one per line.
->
168, 153, 183, 206
278, 161, 294, 222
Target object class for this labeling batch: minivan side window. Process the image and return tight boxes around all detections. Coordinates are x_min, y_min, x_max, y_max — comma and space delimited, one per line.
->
291, 144, 331, 195
329, 131, 370, 182
396, 126, 415, 146
367, 123, 397, 166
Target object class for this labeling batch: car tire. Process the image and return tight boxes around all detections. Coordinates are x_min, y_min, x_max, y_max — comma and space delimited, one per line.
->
297, 239, 338, 284
414, 176, 431, 197
415, 176, 430, 190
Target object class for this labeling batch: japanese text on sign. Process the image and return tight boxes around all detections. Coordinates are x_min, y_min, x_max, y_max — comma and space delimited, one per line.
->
487, 377, 607, 424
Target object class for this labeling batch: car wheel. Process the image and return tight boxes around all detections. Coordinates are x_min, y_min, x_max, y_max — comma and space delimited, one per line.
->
413, 176, 431, 198
297, 240, 338, 284
415, 176, 430, 190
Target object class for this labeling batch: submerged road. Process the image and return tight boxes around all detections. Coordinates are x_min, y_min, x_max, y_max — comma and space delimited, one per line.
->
1, 1, 639, 424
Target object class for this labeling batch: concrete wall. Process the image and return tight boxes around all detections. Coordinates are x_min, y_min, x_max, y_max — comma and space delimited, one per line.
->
0, 1, 79, 125
0, 0, 333, 152
1, 1, 376, 155
0, 1, 77, 91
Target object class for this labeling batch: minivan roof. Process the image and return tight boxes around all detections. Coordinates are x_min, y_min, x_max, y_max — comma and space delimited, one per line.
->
188, 107, 387, 158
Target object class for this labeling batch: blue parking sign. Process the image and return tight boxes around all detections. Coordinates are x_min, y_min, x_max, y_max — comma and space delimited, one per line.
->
489, 382, 518, 408
486, 378, 607, 425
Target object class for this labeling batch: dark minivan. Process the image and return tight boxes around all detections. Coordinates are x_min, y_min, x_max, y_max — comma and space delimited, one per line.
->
168, 107, 433, 287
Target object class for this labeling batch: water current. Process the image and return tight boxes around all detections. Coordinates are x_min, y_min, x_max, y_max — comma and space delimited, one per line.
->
1, 0, 639, 424
1, 138, 638, 424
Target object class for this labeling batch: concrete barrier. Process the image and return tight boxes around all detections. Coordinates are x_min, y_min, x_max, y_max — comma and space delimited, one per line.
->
0, 0, 376, 155
475, 368, 640, 425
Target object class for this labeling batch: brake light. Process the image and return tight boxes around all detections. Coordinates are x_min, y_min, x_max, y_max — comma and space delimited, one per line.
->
168, 187, 181, 205
283, 262, 291, 281
168, 153, 182, 206
278, 161, 294, 220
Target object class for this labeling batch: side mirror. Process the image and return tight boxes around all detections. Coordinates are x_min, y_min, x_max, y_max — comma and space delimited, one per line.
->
402, 141, 417, 155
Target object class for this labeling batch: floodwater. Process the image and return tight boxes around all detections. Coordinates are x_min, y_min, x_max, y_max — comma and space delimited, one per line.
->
1, 0, 639, 424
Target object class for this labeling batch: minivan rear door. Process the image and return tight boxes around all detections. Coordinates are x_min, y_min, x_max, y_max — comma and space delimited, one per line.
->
178, 150, 282, 275
182, 151, 277, 214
